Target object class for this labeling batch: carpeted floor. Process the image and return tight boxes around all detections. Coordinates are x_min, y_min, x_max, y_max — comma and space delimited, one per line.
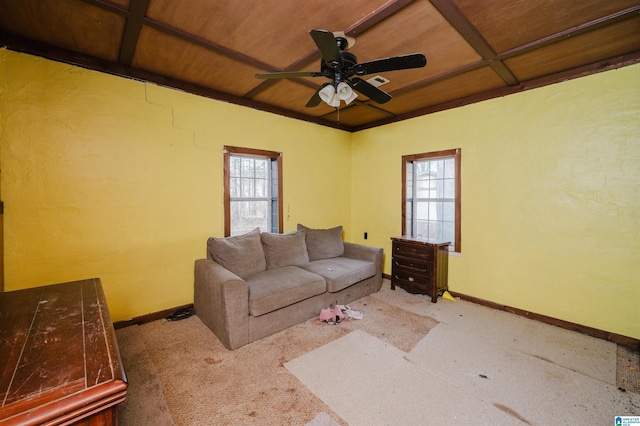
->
116, 281, 640, 425
286, 304, 640, 425
116, 326, 175, 426
116, 293, 435, 425
618, 345, 640, 394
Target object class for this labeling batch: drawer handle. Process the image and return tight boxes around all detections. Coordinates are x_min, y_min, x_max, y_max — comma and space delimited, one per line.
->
408, 276, 414, 282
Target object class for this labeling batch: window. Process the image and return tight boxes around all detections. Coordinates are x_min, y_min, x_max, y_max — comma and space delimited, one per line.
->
402, 149, 461, 252
224, 146, 282, 236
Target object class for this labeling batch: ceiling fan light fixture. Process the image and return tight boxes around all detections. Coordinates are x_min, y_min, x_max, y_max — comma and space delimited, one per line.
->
319, 82, 358, 107
336, 82, 357, 105
319, 84, 339, 107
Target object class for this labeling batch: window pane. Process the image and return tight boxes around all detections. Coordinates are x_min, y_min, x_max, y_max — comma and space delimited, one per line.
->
230, 157, 241, 176
444, 179, 455, 198
442, 222, 455, 244
241, 178, 254, 197
241, 158, 254, 177
434, 201, 443, 220
434, 179, 444, 199
434, 160, 442, 178
415, 179, 432, 198
443, 201, 455, 222
428, 220, 443, 240
416, 201, 430, 220
230, 200, 268, 235
230, 177, 241, 197
444, 158, 455, 178
255, 159, 267, 178
255, 178, 268, 197
415, 219, 429, 239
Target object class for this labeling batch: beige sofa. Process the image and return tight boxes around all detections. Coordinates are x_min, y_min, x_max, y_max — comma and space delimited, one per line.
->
194, 225, 383, 349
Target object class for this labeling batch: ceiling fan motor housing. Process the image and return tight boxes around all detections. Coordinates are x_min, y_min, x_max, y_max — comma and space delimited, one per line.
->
321, 50, 358, 83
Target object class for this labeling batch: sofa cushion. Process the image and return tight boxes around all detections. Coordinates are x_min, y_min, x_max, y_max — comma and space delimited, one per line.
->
245, 266, 326, 316
301, 257, 376, 293
261, 231, 310, 270
207, 228, 266, 279
297, 224, 344, 261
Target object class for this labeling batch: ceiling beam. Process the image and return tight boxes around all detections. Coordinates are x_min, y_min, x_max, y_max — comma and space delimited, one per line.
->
389, 60, 486, 96
347, 0, 417, 35
118, 0, 151, 65
143, 17, 276, 71
429, 0, 519, 86
78, 0, 128, 16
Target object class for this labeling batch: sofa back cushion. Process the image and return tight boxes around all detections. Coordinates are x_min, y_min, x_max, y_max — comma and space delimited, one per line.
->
207, 227, 266, 279
261, 231, 309, 269
297, 224, 344, 261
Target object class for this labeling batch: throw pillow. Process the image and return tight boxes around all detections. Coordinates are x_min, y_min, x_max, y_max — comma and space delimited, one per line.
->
207, 228, 266, 278
297, 224, 344, 261
261, 231, 310, 269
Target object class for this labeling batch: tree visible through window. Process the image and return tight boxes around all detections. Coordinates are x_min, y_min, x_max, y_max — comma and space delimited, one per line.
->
402, 149, 461, 252
224, 146, 282, 236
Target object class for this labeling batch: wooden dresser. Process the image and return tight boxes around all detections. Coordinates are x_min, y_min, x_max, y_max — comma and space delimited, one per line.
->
0, 278, 127, 425
391, 236, 450, 303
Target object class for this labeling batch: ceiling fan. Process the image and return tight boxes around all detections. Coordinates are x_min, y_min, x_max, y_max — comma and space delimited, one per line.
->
255, 29, 427, 108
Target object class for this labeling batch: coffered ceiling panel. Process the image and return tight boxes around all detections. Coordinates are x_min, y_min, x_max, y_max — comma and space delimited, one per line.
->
322, 104, 395, 128
1, 0, 638, 132
451, 0, 640, 53
0, 0, 125, 62
384, 66, 506, 116
505, 16, 640, 82
133, 26, 267, 96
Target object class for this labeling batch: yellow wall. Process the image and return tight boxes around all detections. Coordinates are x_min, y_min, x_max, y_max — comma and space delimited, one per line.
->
0, 50, 352, 321
351, 63, 640, 339
1, 49, 638, 339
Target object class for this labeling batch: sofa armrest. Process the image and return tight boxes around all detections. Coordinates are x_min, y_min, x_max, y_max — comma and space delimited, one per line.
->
343, 242, 381, 263
343, 242, 384, 291
194, 259, 249, 349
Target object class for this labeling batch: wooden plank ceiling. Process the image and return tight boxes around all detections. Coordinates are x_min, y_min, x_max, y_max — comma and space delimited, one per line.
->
1, 0, 639, 131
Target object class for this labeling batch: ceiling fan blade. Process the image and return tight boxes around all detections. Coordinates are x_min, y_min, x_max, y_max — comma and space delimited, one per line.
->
305, 83, 331, 108
348, 78, 392, 104
255, 71, 322, 79
350, 54, 426, 76
309, 29, 343, 68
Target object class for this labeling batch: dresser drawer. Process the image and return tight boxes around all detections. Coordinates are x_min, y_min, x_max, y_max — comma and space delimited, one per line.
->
392, 267, 431, 284
393, 241, 434, 260
391, 269, 430, 294
393, 255, 433, 276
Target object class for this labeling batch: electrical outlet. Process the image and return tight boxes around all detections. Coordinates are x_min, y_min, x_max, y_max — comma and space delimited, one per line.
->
364, 232, 368, 239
